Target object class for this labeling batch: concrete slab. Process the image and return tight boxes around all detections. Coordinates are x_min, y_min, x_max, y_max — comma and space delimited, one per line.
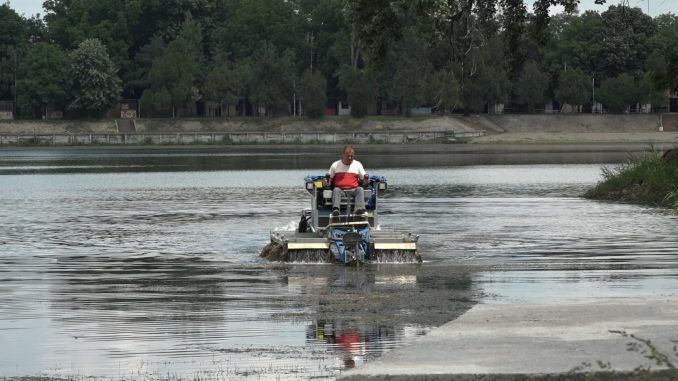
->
340, 298, 678, 379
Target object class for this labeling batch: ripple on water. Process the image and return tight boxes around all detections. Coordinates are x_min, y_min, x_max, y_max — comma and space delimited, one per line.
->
1, 162, 677, 378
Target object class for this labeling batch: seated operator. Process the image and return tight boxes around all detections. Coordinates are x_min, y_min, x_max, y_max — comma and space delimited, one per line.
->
324, 144, 369, 217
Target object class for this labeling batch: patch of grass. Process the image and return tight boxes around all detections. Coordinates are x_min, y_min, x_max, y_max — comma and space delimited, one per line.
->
203, 135, 234, 145
562, 331, 678, 381
584, 152, 678, 209
9, 137, 51, 147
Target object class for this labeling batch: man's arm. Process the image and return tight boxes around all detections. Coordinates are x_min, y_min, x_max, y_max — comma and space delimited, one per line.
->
358, 162, 369, 186
325, 162, 336, 187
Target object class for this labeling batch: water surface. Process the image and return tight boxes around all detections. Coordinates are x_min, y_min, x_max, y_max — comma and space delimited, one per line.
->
1, 147, 677, 379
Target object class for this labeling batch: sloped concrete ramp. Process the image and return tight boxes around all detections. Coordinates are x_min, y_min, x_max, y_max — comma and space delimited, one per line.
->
116, 118, 136, 132
341, 298, 678, 380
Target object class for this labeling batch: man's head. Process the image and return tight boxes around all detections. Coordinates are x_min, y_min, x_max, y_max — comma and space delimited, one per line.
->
341, 145, 355, 165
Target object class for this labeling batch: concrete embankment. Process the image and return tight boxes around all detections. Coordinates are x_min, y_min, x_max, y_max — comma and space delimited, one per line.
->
341, 298, 678, 380
1, 114, 676, 145
0, 130, 482, 145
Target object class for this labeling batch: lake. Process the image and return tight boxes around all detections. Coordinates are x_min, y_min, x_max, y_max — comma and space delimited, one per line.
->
1, 146, 677, 380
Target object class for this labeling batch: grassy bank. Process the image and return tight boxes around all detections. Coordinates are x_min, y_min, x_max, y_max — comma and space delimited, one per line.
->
584, 150, 678, 209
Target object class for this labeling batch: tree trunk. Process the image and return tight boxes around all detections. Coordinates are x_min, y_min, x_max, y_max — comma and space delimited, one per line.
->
350, 25, 361, 69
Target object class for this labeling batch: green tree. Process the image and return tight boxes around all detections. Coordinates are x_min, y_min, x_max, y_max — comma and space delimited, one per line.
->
43, 0, 143, 91
464, 68, 510, 114
16, 43, 71, 118
300, 0, 346, 78
462, 37, 510, 114
647, 14, 678, 93
43, 0, 217, 97
343, 0, 585, 65
637, 72, 665, 111
128, 34, 166, 96
212, 0, 303, 62
0, 4, 28, 101
298, 69, 327, 119
69, 38, 122, 117
337, 65, 376, 118
429, 69, 459, 114
513, 61, 549, 112
544, 12, 604, 76
386, 28, 431, 116
249, 44, 296, 116
598, 5, 656, 79
597, 73, 637, 113
140, 14, 203, 117
203, 56, 243, 117
555, 68, 591, 110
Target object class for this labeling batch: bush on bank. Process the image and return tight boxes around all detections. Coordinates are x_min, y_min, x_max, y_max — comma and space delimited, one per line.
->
584, 150, 678, 209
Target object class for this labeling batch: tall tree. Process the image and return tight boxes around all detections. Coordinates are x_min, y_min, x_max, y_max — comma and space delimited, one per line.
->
0, 4, 27, 101
598, 5, 656, 79
429, 70, 460, 114
249, 43, 296, 116
140, 14, 203, 117
43, 0, 143, 90
203, 56, 243, 117
337, 65, 376, 118
129, 34, 166, 97
386, 28, 431, 116
502, 0, 528, 74
555, 68, 591, 110
212, 0, 303, 62
543, 11, 604, 76
69, 38, 122, 117
298, 69, 327, 119
597, 73, 637, 113
342, 0, 585, 64
647, 14, 678, 93
16, 43, 71, 118
637, 72, 665, 111
513, 61, 549, 112
461, 36, 510, 114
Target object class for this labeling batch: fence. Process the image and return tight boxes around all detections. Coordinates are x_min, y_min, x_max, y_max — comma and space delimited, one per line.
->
0, 130, 485, 146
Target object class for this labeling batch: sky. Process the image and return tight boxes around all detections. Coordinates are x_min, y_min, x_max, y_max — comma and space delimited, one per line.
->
5, 0, 678, 18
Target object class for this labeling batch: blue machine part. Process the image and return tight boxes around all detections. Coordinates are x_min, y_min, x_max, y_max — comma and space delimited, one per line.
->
329, 226, 371, 263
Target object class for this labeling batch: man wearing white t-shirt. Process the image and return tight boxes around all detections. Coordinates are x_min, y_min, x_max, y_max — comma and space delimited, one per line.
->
324, 145, 369, 217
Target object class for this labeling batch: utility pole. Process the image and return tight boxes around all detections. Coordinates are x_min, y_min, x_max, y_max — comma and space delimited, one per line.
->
592, 75, 596, 114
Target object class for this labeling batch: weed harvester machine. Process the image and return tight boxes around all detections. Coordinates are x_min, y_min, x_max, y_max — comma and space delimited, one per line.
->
260, 175, 420, 265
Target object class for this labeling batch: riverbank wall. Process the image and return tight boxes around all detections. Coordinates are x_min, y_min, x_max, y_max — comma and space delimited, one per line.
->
0, 114, 674, 146
0, 130, 484, 145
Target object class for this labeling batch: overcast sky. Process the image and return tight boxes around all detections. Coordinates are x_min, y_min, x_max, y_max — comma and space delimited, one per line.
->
6, 0, 677, 18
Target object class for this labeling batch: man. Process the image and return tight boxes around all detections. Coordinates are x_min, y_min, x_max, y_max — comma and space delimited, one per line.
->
325, 145, 369, 217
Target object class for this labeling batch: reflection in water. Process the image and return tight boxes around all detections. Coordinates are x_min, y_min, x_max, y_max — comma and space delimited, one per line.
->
307, 320, 400, 370
0, 144, 663, 174
0, 250, 473, 378
1, 148, 678, 378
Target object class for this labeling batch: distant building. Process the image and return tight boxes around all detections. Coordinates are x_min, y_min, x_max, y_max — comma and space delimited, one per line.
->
338, 101, 351, 116
119, 100, 139, 118
488, 102, 504, 115
0, 101, 13, 119
379, 101, 400, 116
409, 107, 432, 115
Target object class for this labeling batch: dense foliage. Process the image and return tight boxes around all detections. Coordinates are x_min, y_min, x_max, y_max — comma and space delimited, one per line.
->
585, 152, 678, 209
0, 1, 676, 118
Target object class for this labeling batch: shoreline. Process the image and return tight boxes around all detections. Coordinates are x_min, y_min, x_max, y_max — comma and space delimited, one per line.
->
341, 298, 678, 380
0, 140, 674, 152
0, 131, 675, 148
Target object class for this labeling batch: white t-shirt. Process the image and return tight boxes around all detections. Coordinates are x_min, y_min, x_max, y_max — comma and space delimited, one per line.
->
329, 160, 366, 189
